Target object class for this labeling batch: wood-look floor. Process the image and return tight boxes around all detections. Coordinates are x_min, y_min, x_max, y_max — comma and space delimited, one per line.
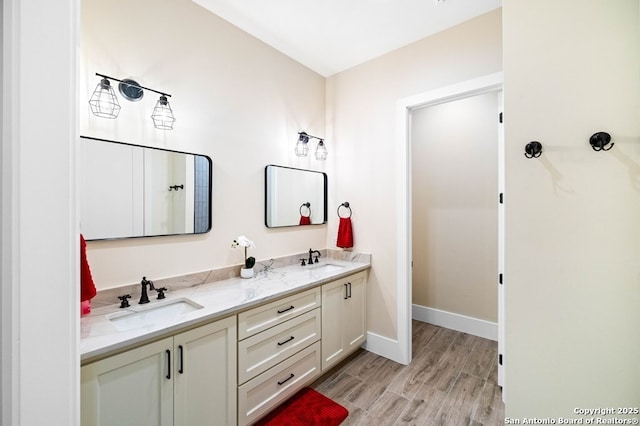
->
311, 320, 504, 426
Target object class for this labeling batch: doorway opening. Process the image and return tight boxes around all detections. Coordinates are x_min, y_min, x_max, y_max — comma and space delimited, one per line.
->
395, 73, 504, 387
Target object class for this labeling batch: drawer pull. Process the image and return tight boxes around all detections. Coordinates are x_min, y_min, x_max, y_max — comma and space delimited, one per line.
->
277, 336, 295, 346
277, 305, 294, 314
277, 373, 295, 386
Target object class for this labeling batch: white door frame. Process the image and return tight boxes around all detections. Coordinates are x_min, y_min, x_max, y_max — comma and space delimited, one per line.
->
395, 73, 504, 373
2, 0, 80, 423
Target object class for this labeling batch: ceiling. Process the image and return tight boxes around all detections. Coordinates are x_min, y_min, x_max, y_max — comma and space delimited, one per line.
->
192, 0, 502, 77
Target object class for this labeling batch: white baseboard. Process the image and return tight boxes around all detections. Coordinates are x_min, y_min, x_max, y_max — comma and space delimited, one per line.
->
362, 332, 409, 365
412, 304, 498, 341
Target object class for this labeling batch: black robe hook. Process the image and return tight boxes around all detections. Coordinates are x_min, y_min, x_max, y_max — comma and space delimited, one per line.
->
524, 141, 543, 159
589, 132, 613, 152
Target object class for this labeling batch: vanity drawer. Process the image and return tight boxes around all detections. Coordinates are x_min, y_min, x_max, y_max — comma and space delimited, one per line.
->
238, 341, 321, 426
238, 287, 321, 340
238, 308, 321, 384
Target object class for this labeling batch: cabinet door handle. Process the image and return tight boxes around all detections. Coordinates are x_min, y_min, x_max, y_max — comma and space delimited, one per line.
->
344, 283, 349, 299
178, 345, 184, 374
348, 282, 352, 299
277, 373, 295, 386
277, 305, 294, 314
277, 336, 295, 346
165, 350, 171, 380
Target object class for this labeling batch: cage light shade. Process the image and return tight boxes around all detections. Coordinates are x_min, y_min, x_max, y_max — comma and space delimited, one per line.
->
315, 140, 328, 160
151, 95, 176, 130
295, 132, 310, 157
89, 78, 121, 119
295, 140, 309, 156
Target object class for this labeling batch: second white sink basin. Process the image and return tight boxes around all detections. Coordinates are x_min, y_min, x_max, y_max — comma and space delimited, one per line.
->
107, 298, 203, 332
307, 263, 345, 273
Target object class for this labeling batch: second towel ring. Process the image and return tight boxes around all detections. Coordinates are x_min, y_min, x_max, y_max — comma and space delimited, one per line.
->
337, 202, 352, 218
299, 202, 311, 217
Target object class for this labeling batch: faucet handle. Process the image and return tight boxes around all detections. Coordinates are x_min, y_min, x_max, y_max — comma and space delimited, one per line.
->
155, 287, 167, 300
299, 258, 307, 266
314, 255, 319, 263
118, 294, 131, 308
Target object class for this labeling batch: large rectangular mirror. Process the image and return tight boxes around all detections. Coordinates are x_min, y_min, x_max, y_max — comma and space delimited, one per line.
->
265, 165, 327, 228
80, 136, 212, 240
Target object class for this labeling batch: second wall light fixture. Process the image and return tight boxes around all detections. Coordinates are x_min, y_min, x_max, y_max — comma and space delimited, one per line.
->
88, 73, 176, 130
295, 131, 328, 160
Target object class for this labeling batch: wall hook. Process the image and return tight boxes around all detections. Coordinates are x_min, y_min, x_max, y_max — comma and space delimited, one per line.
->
524, 141, 543, 158
589, 132, 613, 152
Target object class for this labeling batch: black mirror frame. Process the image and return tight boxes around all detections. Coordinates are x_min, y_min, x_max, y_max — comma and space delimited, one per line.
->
264, 164, 328, 228
80, 135, 213, 240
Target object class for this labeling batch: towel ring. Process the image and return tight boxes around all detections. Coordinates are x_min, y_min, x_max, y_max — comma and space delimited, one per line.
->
299, 202, 311, 218
337, 202, 352, 218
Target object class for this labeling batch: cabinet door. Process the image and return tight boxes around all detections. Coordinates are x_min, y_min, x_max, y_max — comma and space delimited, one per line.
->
321, 279, 348, 370
173, 316, 237, 426
81, 337, 174, 426
321, 271, 368, 371
345, 272, 367, 352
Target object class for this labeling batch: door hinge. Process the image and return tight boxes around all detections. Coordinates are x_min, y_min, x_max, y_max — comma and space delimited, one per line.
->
499, 273, 503, 285
499, 112, 503, 123
499, 354, 503, 365
499, 193, 503, 204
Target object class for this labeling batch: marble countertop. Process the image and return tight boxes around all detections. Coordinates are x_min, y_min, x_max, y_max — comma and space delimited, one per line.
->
80, 258, 370, 364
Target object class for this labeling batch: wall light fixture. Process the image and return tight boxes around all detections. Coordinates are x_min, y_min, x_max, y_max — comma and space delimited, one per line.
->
295, 131, 328, 160
89, 73, 175, 130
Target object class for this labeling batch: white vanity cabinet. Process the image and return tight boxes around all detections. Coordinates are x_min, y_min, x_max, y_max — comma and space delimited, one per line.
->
81, 265, 370, 426
237, 287, 322, 426
321, 271, 367, 371
81, 316, 237, 426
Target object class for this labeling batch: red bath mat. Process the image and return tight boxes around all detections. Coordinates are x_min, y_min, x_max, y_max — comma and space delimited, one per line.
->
255, 387, 348, 426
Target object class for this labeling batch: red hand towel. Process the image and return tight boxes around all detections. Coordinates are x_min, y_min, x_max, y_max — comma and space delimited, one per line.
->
336, 217, 353, 248
299, 215, 311, 225
80, 234, 97, 302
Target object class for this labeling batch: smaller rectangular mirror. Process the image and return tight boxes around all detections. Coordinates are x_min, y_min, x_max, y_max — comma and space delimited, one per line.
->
265, 165, 327, 228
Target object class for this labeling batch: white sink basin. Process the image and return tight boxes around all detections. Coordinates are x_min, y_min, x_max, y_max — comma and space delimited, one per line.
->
307, 263, 345, 273
107, 298, 203, 332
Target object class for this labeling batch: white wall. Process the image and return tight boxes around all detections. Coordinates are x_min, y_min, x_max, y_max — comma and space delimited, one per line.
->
328, 9, 502, 339
504, 0, 640, 416
81, 0, 327, 289
411, 91, 499, 323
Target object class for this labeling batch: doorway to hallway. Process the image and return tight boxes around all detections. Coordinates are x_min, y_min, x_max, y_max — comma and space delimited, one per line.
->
411, 89, 501, 375
395, 73, 504, 391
